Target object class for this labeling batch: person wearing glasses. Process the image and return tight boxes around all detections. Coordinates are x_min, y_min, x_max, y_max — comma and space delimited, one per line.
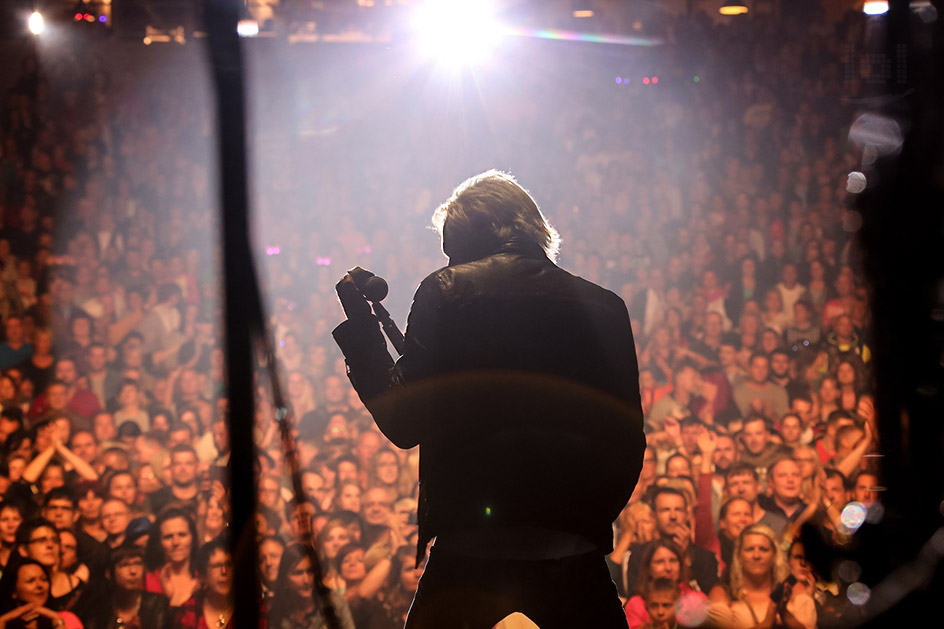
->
100, 501, 132, 550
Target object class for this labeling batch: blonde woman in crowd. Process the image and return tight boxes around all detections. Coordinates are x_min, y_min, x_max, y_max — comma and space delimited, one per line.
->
707, 524, 815, 628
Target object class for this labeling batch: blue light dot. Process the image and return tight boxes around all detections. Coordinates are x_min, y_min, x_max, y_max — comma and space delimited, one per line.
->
615, 77, 622, 84
99, 15, 107, 23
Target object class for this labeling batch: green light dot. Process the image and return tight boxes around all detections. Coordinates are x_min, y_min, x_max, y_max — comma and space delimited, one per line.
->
485, 506, 492, 517
693, 75, 700, 83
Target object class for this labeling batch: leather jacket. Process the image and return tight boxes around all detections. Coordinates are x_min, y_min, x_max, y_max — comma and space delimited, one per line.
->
334, 240, 646, 562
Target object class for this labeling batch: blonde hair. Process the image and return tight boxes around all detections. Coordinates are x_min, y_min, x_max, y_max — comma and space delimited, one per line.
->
729, 523, 788, 599
432, 170, 560, 264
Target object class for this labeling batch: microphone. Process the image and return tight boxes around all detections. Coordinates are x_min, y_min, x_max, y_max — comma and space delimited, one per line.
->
350, 271, 404, 356
362, 276, 388, 303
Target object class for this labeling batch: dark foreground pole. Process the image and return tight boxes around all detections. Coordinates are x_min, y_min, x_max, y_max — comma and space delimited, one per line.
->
204, 0, 260, 624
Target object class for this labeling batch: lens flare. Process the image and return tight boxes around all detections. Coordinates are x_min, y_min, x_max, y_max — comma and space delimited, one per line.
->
840, 501, 868, 533
847, 582, 871, 605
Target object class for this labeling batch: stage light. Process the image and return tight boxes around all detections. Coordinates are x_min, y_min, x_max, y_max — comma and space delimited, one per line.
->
237, 19, 259, 37
719, 2, 748, 15
573, 10, 594, 18
28, 11, 45, 35
413, 0, 501, 65
863, 1, 889, 14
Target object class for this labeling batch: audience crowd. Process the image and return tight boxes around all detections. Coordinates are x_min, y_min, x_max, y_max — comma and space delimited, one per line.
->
0, 7, 880, 629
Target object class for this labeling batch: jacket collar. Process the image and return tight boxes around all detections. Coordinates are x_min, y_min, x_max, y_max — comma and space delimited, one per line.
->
495, 237, 549, 260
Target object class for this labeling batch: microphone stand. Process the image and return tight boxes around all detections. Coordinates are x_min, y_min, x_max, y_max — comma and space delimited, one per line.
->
370, 301, 405, 356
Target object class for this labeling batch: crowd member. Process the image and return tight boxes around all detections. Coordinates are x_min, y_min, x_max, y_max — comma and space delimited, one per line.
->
267, 544, 354, 629
143, 509, 198, 609
624, 488, 718, 597
0, 559, 83, 629
622, 540, 705, 628
707, 524, 816, 628
84, 546, 170, 629
724, 463, 788, 535
637, 578, 679, 629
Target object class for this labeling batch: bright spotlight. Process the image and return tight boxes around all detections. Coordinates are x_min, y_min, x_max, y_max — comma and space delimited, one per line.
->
28, 11, 45, 35
863, 1, 889, 14
413, 0, 501, 65
237, 19, 259, 37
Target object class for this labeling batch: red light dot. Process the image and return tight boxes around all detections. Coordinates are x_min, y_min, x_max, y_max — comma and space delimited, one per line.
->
642, 77, 650, 85
75, 13, 83, 20
652, 76, 659, 84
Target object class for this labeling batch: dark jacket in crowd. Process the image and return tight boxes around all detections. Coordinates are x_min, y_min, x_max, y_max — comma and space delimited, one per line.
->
334, 239, 647, 562
85, 591, 171, 629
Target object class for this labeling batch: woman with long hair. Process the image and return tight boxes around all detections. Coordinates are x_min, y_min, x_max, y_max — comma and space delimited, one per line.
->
144, 509, 199, 608
638, 326, 675, 387
268, 544, 354, 629
816, 376, 840, 423
725, 255, 762, 324
285, 372, 317, 421
805, 259, 829, 313
197, 495, 227, 546
0, 374, 29, 416
834, 357, 868, 413
707, 524, 815, 628
19, 329, 55, 397
0, 559, 82, 629
315, 520, 350, 592
331, 481, 361, 515
364, 449, 403, 503
623, 539, 705, 628
370, 546, 423, 629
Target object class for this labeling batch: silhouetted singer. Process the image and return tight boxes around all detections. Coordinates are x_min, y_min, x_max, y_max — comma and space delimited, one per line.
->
333, 171, 645, 628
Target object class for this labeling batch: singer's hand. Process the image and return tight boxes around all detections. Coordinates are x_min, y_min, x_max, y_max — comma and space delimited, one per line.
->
347, 266, 376, 288
336, 272, 372, 321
